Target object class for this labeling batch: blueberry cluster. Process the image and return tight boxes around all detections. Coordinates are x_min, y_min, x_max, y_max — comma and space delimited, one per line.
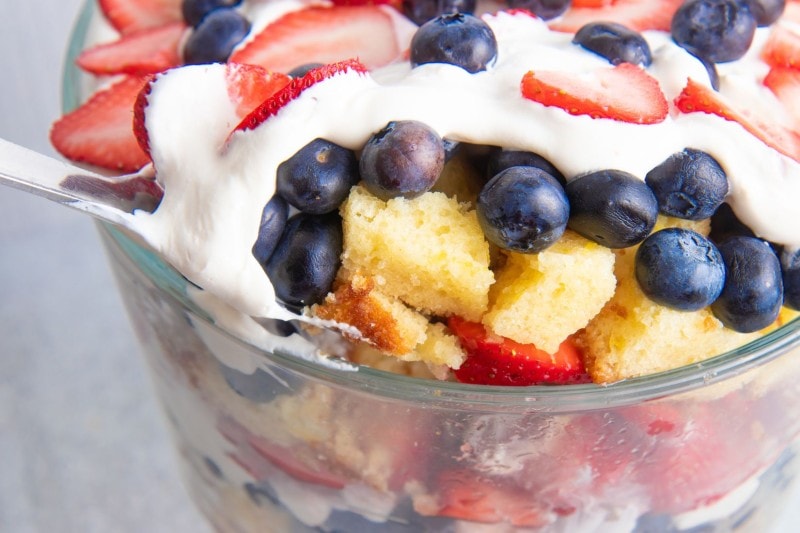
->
402, 0, 572, 23
180, 0, 250, 65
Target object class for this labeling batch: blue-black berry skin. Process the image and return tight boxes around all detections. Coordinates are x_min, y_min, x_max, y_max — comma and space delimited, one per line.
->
181, 0, 243, 27
183, 8, 251, 64
573, 22, 653, 66
671, 0, 757, 63
486, 150, 566, 187
507, 0, 571, 20
402, 0, 477, 25
359, 121, 445, 200
477, 166, 569, 253
266, 213, 343, 308
781, 248, 800, 310
276, 138, 359, 214
711, 236, 783, 332
745, 0, 785, 26
566, 170, 659, 248
635, 228, 725, 311
410, 13, 498, 73
252, 195, 288, 265
645, 148, 729, 220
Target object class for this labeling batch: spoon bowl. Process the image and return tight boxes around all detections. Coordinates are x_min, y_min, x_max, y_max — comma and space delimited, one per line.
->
0, 137, 161, 231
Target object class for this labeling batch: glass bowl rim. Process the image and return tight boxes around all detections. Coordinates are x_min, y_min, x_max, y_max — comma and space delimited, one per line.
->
63, 0, 800, 411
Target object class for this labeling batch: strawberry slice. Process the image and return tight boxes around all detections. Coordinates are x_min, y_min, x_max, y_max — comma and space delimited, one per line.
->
98, 0, 183, 34
223, 63, 293, 120
76, 21, 186, 76
448, 317, 589, 386
133, 63, 290, 156
429, 470, 549, 527
764, 67, 800, 126
674, 77, 800, 161
761, 23, 800, 69
234, 59, 368, 133
330, 0, 402, 7
549, 0, 684, 33
51, 75, 151, 172
217, 415, 349, 489
229, 5, 405, 73
520, 63, 668, 124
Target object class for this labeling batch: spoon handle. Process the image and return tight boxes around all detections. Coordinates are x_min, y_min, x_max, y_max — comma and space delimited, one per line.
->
0, 138, 159, 229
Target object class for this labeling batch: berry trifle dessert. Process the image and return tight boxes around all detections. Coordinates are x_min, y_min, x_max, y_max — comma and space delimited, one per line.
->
53, 0, 800, 530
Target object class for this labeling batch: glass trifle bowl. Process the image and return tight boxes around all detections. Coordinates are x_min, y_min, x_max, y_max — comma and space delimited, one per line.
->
62, 1, 800, 532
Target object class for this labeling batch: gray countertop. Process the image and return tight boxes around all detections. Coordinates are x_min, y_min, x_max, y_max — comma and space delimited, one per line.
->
1, 2, 800, 532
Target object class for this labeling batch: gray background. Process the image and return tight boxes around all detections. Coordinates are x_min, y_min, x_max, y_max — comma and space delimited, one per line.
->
1, 2, 799, 532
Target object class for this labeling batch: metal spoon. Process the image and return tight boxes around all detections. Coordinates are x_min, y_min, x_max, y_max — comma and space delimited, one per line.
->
0, 138, 162, 230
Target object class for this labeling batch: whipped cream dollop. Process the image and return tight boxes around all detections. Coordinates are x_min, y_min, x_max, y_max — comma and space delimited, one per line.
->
132, 9, 800, 321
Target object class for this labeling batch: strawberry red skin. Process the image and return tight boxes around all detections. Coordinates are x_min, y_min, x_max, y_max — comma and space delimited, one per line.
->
675, 78, 800, 161
51, 75, 151, 172
448, 317, 590, 386
549, 0, 684, 33
99, 0, 183, 34
76, 21, 186, 76
224, 64, 292, 120
229, 5, 404, 73
234, 59, 368, 133
521, 63, 668, 124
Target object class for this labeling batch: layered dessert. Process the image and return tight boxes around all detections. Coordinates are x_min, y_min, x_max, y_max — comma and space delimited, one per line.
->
52, 0, 800, 530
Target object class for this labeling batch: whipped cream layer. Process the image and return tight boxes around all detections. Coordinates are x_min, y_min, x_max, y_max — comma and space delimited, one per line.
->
133, 10, 800, 320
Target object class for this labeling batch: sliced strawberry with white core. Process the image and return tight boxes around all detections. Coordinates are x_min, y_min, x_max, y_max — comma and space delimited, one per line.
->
51, 75, 151, 172
77, 21, 186, 76
521, 63, 668, 124
675, 78, 800, 162
98, 0, 183, 35
229, 5, 409, 73
223, 64, 292, 120
549, 0, 685, 33
234, 59, 368, 134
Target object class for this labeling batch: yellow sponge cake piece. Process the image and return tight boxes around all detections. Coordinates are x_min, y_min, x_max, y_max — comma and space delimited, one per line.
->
578, 239, 759, 384
340, 186, 494, 321
482, 230, 616, 353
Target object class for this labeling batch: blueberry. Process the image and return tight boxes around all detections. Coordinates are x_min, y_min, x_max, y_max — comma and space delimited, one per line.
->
566, 170, 658, 248
711, 236, 783, 332
476, 166, 569, 253
287, 63, 325, 78
276, 138, 359, 214
573, 22, 653, 66
671, 0, 757, 63
183, 8, 251, 64
359, 121, 445, 200
252, 195, 288, 266
181, 0, 243, 27
645, 148, 729, 220
266, 213, 343, 307
410, 13, 498, 73
486, 149, 566, 187
402, 0, 477, 25
635, 228, 725, 310
507, 0, 572, 20
744, 0, 785, 26
781, 248, 800, 310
